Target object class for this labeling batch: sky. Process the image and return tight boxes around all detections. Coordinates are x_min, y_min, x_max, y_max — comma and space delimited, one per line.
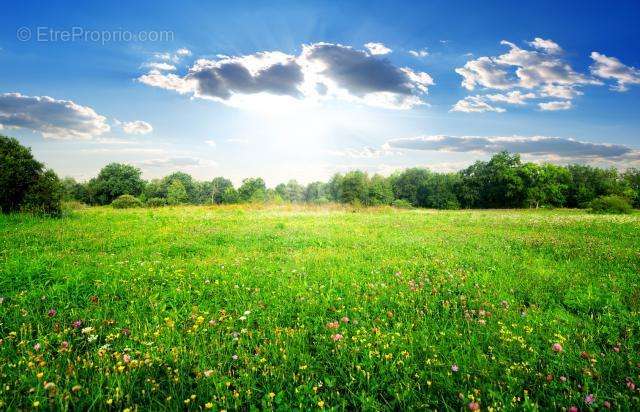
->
1, 0, 639, 185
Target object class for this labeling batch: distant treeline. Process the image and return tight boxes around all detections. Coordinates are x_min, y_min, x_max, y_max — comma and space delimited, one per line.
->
62, 152, 640, 210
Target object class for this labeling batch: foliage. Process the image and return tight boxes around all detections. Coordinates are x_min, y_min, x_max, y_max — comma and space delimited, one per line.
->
111, 194, 143, 209
167, 180, 189, 205
589, 195, 633, 214
1, 207, 639, 410
391, 198, 413, 209
145, 197, 167, 207
0, 136, 62, 216
86, 163, 145, 205
238, 178, 266, 202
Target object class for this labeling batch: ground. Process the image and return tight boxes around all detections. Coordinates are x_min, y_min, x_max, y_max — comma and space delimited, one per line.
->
0, 205, 639, 410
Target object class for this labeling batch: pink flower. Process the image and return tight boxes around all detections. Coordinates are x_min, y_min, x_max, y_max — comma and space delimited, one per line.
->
468, 401, 480, 411
451, 364, 459, 372
584, 394, 595, 405
331, 334, 343, 342
627, 379, 636, 391
552, 343, 563, 352
61, 341, 69, 349
72, 320, 82, 329
33, 343, 41, 351
568, 406, 578, 412
48, 308, 57, 317
560, 376, 567, 382
603, 400, 611, 409
123, 354, 131, 363
326, 321, 339, 329
121, 327, 130, 336
341, 316, 350, 324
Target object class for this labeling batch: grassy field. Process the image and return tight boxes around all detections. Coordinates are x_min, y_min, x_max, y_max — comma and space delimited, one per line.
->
0, 206, 639, 411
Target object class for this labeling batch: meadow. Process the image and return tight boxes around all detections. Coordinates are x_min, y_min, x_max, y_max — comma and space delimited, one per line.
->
0, 205, 639, 411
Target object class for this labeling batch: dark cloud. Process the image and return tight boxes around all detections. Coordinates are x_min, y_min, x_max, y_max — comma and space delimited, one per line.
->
387, 135, 632, 158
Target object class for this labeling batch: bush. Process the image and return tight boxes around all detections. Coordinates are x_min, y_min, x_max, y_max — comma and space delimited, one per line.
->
111, 194, 143, 209
21, 169, 63, 216
589, 195, 633, 214
391, 199, 413, 209
145, 197, 167, 207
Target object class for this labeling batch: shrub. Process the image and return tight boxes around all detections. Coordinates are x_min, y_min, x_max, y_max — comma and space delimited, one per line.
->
21, 169, 63, 217
391, 199, 413, 209
589, 195, 633, 214
146, 197, 167, 207
111, 194, 143, 209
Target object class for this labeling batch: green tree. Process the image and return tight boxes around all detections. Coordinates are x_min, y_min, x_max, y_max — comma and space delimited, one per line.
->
238, 178, 266, 202
327, 174, 343, 202
221, 186, 239, 204
21, 169, 63, 216
87, 163, 145, 205
417, 173, 460, 209
340, 171, 368, 204
389, 168, 432, 206
367, 174, 393, 205
167, 180, 188, 205
162, 172, 197, 203
0, 136, 43, 213
622, 168, 640, 207
304, 181, 327, 203
210, 177, 234, 204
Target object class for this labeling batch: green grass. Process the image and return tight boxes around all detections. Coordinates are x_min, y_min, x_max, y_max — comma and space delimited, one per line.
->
1, 205, 639, 410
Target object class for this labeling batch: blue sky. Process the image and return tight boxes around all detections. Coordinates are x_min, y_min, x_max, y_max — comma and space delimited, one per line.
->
1, 0, 639, 184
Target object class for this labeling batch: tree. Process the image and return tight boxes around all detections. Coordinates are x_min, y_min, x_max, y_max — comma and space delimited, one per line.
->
389, 168, 432, 206
21, 169, 63, 216
0, 136, 43, 213
367, 174, 393, 205
275, 180, 305, 202
87, 163, 145, 205
327, 174, 343, 202
565, 165, 621, 208
162, 172, 197, 203
417, 173, 460, 209
238, 178, 266, 202
458, 152, 525, 208
210, 177, 234, 204
622, 168, 640, 208
60, 177, 86, 202
304, 181, 328, 203
167, 180, 188, 205
340, 171, 368, 204
221, 186, 239, 204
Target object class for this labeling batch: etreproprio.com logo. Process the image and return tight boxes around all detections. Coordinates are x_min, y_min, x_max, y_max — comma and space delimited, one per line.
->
17, 26, 174, 44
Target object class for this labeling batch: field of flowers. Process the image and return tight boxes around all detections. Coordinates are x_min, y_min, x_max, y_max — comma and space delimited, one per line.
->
0, 205, 639, 410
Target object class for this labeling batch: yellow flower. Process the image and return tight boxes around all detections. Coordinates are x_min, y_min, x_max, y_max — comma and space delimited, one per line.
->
205, 402, 213, 409
268, 392, 275, 399
33, 401, 40, 408
318, 400, 325, 408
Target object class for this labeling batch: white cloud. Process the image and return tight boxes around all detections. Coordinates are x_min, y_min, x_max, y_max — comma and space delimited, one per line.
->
176, 48, 192, 57
538, 100, 572, 111
121, 120, 153, 135
328, 144, 400, 159
364, 42, 392, 55
226, 138, 248, 144
590, 51, 640, 91
409, 49, 429, 58
138, 42, 434, 110
453, 38, 608, 113
142, 62, 176, 72
204, 140, 217, 147
0, 92, 110, 139
451, 95, 505, 113
485, 90, 536, 104
528, 38, 562, 54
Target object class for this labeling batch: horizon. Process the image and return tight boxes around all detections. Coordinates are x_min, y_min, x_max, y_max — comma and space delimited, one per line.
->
1, 1, 639, 186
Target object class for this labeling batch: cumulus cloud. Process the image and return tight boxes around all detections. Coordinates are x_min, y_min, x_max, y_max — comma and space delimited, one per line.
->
528, 38, 562, 54
138, 42, 433, 109
485, 90, 536, 104
121, 120, 153, 135
386, 135, 632, 159
451, 95, 505, 113
139, 157, 211, 168
0, 92, 110, 139
328, 144, 400, 159
538, 100, 572, 111
590, 52, 640, 91
364, 42, 392, 55
455, 56, 517, 90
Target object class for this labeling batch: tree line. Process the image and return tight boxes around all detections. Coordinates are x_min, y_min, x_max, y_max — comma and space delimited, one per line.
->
63, 152, 639, 210
2, 135, 639, 216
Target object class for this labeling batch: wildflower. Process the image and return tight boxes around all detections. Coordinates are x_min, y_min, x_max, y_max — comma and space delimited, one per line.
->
243, 310, 251, 315
208, 319, 216, 326
613, 346, 620, 353
501, 300, 509, 308
33, 401, 40, 408
33, 342, 42, 351
331, 334, 343, 342
81, 326, 94, 334
48, 308, 57, 317
568, 407, 578, 412
341, 316, 349, 323
560, 376, 567, 382
232, 355, 238, 360
552, 343, 563, 352
468, 402, 480, 411
61, 341, 69, 349
585, 394, 595, 405
603, 400, 611, 409
580, 351, 590, 359
451, 364, 459, 372
205, 403, 213, 409
239, 316, 247, 321
268, 392, 275, 399
204, 370, 214, 377
318, 400, 325, 408
123, 354, 131, 363
626, 379, 635, 391
121, 327, 130, 336
326, 321, 339, 329
546, 374, 553, 382
44, 382, 56, 391
72, 385, 82, 393
72, 320, 82, 329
